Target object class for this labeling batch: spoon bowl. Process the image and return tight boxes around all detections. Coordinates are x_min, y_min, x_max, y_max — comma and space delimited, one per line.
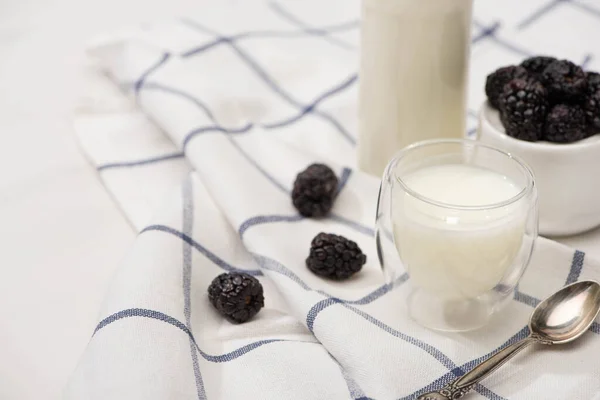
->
530, 280, 600, 344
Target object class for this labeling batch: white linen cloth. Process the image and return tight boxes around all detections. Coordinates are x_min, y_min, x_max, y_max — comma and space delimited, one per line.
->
67, 1, 600, 399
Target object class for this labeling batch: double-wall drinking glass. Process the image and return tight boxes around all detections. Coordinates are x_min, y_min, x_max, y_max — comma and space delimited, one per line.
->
376, 139, 538, 331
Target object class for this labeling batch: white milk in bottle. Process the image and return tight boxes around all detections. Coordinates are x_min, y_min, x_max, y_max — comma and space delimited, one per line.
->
358, 0, 473, 176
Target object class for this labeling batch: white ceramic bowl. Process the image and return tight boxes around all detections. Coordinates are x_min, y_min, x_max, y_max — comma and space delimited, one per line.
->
477, 101, 600, 237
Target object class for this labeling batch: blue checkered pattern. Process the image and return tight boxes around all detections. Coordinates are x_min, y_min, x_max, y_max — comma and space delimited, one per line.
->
69, 1, 600, 399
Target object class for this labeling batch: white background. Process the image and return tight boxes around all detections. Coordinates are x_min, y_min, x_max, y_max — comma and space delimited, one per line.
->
0, 0, 202, 398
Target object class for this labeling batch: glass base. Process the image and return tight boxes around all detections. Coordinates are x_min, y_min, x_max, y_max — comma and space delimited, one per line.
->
407, 287, 493, 332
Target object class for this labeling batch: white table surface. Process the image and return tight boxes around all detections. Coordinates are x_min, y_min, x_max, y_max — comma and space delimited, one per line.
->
0, 0, 201, 399
0, 1, 598, 399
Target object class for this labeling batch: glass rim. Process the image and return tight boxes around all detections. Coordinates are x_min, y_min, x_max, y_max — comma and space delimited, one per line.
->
392, 139, 536, 211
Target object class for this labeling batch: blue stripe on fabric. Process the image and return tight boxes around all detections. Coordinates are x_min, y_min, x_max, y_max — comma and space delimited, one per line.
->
399, 377, 506, 400
582, 54, 594, 69
474, 385, 508, 400
200, 339, 285, 363
182, 123, 254, 151
141, 224, 262, 276
570, 0, 600, 19
327, 351, 369, 399
592, 322, 600, 334
400, 328, 530, 400
336, 167, 352, 194
94, 308, 187, 335
517, 0, 568, 29
134, 52, 171, 93
513, 290, 541, 307
307, 273, 408, 332
223, 38, 356, 144
318, 273, 408, 306
306, 298, 339, 332
182, 18, 303, 102
262, 74, 357, 130
93, 308, 313, 363
472, 21, 501, 44
268, 2, 359, 34
460, 327, 530, 371
224, 135, 291, 193
251, 253, 312, 290
239, 214, 304, 238
182, 21, 358, 58
141, 78, 357, 161
268, 1, 358, 50
473, 20, 532, 57
237, 211, 374, 240
566, 250, 585, 285
180, 19, 356, 145
321, 284, 390, 306
343, 304, 458, 372
97, 152, 184, 171
149, 76, 357, 133
182, 36, 234, 58
328, 214, 375, 237
181, 178, 207, 399
396, 371, 463, 400
142, 82, 217, 122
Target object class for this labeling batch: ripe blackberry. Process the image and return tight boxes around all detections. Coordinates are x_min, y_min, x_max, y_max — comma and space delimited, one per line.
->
485, 65, 529, 109
208, 273, 264, 324
587, 71, 600, 93
499, 78, 548, 142
520, 56, 557, 78
541, 60, 588, 103
584, 72, 600, 132
544, 104, 588, 143
306, 233, 366, 280
292, 164, 338, 217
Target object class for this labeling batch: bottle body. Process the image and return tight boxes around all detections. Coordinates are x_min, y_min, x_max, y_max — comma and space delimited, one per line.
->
358, 0, 473, 176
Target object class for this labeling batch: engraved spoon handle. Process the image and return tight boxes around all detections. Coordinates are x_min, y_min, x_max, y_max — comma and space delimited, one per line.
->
418, 335, 539, 399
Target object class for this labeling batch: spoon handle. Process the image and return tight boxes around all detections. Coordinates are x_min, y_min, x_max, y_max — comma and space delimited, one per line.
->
418, 335, 541, 399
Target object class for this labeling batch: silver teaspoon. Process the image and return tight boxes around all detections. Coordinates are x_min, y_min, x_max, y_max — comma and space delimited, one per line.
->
418, 280, 600, 400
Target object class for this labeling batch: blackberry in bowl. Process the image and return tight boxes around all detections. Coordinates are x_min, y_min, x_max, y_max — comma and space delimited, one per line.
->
485, 65, 529, 109
477, 56, 600, 236
540, 59, 588, 104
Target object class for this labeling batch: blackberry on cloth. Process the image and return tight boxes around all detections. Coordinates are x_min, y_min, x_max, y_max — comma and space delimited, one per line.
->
292, 164, 339, 217
208, 273, 264, 323
306, 233, 367, 280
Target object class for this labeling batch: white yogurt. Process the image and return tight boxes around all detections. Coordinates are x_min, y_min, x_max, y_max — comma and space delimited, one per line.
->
393, 164, 527, 300
358, 0, 473, 177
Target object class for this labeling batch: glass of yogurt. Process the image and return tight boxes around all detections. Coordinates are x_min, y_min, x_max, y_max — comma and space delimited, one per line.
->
376, 139, 538, 331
